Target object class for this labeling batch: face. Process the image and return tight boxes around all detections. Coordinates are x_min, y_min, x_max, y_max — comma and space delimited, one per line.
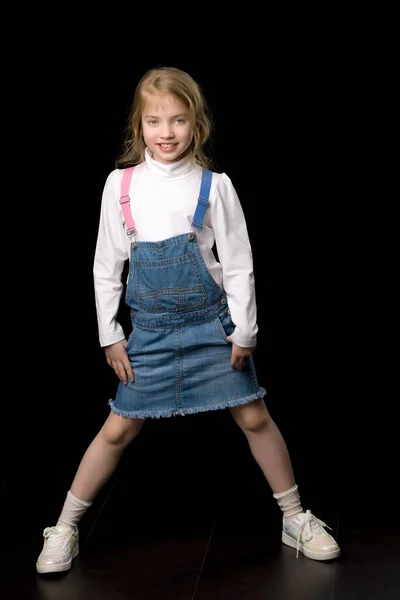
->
141, 93, 194, 164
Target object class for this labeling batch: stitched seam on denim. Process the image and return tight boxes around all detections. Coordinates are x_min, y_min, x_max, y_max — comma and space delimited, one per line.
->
135, 253, 197, 267
174, 328, 181, 408
134, 294, 226, 328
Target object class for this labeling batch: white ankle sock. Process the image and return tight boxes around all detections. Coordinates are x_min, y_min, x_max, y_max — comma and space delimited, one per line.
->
57, 490, 92, 530
273, 484, 303, 519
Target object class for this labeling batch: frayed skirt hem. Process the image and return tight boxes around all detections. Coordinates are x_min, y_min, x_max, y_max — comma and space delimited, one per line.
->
108, 387, 267, 419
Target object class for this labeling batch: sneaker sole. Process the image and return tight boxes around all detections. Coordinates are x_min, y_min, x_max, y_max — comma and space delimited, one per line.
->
282, 532, 340, 561
36, 544, 79, 574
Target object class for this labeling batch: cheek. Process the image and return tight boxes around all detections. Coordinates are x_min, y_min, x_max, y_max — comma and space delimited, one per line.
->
142, 126, 154, 144
183, 127, 194, 143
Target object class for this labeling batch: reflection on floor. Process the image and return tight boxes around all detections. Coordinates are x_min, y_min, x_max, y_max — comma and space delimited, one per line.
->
1, 409, 397, 600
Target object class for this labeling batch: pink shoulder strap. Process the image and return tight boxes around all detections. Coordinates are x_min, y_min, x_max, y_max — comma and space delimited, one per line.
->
119, 167, 136, 235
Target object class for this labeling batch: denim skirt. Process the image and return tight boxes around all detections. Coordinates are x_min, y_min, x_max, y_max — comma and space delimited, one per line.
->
109, 297, 266, 419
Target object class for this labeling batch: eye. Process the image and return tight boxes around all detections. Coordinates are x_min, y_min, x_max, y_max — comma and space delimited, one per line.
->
148, 120, 158, 126
176, 118, 186, 124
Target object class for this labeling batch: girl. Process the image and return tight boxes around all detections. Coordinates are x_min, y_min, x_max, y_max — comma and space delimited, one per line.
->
36, 66, 340, 574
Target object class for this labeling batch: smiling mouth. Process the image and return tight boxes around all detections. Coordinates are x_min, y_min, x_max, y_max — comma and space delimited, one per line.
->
157, 143, 179, 152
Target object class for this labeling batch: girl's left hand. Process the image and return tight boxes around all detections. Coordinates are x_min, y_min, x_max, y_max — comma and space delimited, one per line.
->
227, 337, 256, 370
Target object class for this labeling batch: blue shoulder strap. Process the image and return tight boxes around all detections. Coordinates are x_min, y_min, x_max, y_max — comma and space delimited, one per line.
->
191, 168, 212, 230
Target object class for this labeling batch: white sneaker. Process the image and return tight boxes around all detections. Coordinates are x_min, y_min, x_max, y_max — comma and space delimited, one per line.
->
282, 510, 340, 561
36, 525, 79, 574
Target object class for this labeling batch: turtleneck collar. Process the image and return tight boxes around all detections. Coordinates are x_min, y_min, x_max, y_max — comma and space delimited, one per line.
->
144, 148, 196, 179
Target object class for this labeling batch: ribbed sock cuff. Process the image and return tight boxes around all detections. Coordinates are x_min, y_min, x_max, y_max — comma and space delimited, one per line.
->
273, 483, 302, 518
67, 490, 92, 507
273, 484, 298, 499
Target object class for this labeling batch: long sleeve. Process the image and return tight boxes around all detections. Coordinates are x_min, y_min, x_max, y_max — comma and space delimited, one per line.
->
93, 158, 260, 349
93, 170, 129, 347
210, 174, 258, 347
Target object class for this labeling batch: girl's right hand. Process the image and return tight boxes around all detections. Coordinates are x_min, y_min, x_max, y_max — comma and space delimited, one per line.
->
104, 340, 134, 385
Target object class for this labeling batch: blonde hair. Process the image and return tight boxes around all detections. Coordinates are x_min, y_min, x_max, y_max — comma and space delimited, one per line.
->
116, 67, 213, 169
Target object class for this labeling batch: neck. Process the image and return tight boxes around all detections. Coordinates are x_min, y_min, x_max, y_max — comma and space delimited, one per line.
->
144, 148, 196, 179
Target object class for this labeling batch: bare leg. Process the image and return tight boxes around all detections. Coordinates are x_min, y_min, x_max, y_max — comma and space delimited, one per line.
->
36, 412, 146, 574
70, 411, 145, 502
229, 399, 341, 562
229, 399, 295, 494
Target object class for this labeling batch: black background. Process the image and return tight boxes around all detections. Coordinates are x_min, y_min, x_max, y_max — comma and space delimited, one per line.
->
2, 23, 392, 518
1, 13, 398, 599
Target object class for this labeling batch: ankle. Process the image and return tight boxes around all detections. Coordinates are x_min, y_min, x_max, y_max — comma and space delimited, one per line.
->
273, 484, 303, 519
57, 489, 92, 530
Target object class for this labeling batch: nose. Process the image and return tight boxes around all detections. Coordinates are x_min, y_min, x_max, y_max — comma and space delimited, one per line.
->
160, 123, 174, 138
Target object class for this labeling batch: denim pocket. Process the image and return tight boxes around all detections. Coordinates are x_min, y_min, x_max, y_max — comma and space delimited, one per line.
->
136, 253, 207, 313
216, 307, 236, 341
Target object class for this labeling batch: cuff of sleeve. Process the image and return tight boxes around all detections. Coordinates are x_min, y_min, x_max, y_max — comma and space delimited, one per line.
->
99, 333, 126, 347
230, 330, 257, 348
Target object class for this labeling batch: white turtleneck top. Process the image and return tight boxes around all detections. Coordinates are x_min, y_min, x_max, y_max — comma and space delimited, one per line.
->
93, 150, 258, 348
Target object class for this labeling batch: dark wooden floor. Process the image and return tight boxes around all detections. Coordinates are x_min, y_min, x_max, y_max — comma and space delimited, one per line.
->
1, 405, 397, 600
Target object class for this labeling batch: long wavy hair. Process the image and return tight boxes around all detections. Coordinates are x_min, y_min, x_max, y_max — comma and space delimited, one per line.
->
116, 67, 213, 169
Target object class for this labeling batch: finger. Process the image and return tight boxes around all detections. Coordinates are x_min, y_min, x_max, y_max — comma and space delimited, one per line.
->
114, 365, 123, 382
123, 358, 135, 383
232, 354, 246, 370
117, 363, 128, 385
111, 360, 124, 383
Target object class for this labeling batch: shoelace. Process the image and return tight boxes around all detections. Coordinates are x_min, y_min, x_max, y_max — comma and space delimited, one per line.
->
43, 526, 73, 553
294, 509, 332, 558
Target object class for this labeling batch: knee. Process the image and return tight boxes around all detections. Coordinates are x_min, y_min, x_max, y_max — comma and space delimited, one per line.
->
229, 400, 270, 433
101, 415, 145, 447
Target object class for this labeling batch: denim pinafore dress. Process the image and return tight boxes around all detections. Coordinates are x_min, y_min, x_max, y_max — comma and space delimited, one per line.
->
109, 166, 266, 419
